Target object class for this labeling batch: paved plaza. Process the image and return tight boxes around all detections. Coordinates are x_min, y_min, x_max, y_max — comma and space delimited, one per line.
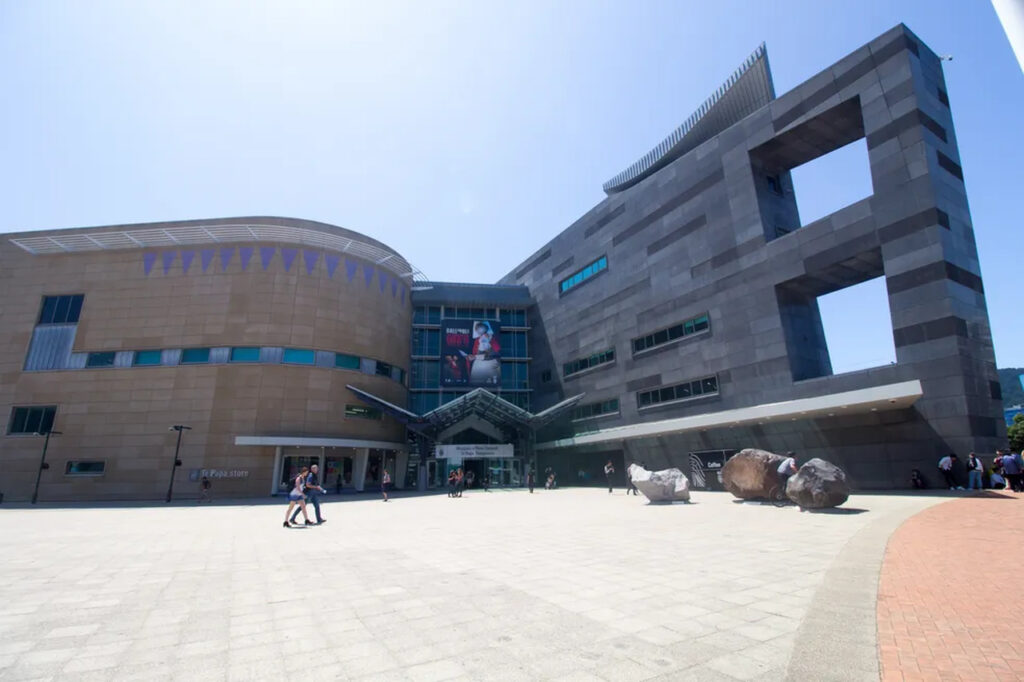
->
0, 489, 948, 681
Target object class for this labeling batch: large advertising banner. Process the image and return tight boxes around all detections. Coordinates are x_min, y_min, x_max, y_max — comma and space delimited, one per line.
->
440, 319, 502, 387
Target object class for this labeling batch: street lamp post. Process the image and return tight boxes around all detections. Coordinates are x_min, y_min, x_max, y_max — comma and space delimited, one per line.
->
166, 425, 191, 502
31, 430, 61, 505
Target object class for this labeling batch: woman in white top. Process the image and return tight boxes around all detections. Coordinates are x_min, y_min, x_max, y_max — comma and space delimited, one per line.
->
284, 467, 313, 528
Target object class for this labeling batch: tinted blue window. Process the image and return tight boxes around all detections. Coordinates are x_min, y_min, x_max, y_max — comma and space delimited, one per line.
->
559, 256, 607, 295
86, 351, 116, 367
335, 353, 360, 370
230, 347, 260, 363
133, 350, 162, 366
282, 348, 315, 365
181, 348, 211, 364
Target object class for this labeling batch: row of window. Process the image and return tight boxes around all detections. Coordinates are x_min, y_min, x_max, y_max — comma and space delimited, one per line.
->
631, 313, 710, 354
559, 255, 608, 294
571, 398, 619, 422
637, 375, 719, 409
563, 348, 615, 378
79, 347, 405, 384
412, 306, 528, 327
38, 294, 84, 325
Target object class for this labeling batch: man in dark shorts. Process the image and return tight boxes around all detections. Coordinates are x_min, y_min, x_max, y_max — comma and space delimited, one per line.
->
290, 464, 326, 525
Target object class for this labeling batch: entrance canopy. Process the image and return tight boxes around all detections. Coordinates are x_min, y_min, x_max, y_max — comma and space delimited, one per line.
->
346, 385, 584, 443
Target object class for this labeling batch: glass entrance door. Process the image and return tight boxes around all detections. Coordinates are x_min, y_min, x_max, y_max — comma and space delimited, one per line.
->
279, 455, 319, 493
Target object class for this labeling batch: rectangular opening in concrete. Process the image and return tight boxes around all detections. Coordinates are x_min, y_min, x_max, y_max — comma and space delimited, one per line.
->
817, 276, 896, 374
749, 96, 869, 241
789, 138, 872, 228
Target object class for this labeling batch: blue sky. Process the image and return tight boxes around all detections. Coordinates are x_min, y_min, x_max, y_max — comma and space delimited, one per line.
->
1, 1, 1020, 368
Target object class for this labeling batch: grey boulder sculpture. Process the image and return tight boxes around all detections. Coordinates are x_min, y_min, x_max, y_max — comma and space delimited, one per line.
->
785, 458, 850, 509
721, 448, 785, 500
628, 464, 690, 503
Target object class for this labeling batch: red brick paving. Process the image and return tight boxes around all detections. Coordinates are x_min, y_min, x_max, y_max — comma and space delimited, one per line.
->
877, 491, 1024, 682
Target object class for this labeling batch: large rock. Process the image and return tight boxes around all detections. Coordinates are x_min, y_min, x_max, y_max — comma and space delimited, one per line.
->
628, 464, 690, 503
722, 448, 786, 499
786, 458, 849, 509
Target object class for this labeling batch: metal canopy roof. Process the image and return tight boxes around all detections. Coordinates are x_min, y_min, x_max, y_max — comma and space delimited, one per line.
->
346, 385, 584, 438
602, 43, 775, 194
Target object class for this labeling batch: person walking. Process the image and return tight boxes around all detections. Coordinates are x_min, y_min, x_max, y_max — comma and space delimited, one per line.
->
290, 464, 326, 525
456, 468, 465, 497
381, 468, 391, 502
624, 464, 638, 496
527, 469, 535, 494
335, 472, 343, 495
284, 467, 314, 528
966, 452, 984, 490
937, 453, 961, 490
604, 460, 615, 494
198, 475, 212, 504
448, 469, 458, 498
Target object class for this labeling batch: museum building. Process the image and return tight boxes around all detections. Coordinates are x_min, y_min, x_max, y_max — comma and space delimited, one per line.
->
0, 24, 1004, 501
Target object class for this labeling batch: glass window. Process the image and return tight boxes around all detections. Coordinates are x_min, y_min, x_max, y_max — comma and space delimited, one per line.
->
412, 328, 440, 356
282, 348, 314, 365
8, 406, 56, 434
229, 347, 260, 363
632, 313, 710, 355
413, 306, 442, 325
134, 350, 162, 366
702, 376, 718, 394
181, 348, 211, 364
345, 404, 381, 420
86, 351, 116, 368
564, 347, 615, 377
38, 295, 85, 325
410, 392, 439, 414
65, 460, 105, 476
376, 361, 393, 377
637, 375, 718, 409
541, 369, 552, 383
335, 353, 360, 370
411, 360, 440, 389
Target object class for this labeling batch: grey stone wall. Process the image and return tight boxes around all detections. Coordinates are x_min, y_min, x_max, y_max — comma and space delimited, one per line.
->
502, 24, 1004, 488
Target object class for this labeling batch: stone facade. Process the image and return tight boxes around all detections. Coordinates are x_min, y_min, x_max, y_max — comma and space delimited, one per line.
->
0, 217, 411, 501
501, 25, 1004, 488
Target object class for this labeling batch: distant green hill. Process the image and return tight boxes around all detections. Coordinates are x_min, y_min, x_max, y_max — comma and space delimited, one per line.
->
999, 367, 1024, 408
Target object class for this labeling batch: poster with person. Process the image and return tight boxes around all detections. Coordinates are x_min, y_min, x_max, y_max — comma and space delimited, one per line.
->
440, 319, 502, 387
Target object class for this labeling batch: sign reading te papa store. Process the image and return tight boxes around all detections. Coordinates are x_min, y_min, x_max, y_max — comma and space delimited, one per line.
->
434, 444, 513, 463
188, 469, 250, 481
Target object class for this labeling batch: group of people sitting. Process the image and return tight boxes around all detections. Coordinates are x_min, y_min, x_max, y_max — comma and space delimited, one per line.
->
915, 449, 1024, 491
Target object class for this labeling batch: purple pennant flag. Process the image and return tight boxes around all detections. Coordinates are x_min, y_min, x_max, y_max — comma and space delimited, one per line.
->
220, 247, 235, 271
239, 246, 253, 271
400, 285, 406, 304
362, 264, 375, 287
378, 271, 389, 293
391, 278, 398, 297
143, 253, 157, 276
345, 258, 358, 282
303, 250, 319, 275
200, 249, 215, 273
325, 254, 340, 278
180, 250, 196, 274
161, 251, 176, 274
260, 246, 275, 271
281, 248, 297, 272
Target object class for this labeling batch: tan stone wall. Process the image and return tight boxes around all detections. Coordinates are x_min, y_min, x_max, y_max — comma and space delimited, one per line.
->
0, 224, 412, 502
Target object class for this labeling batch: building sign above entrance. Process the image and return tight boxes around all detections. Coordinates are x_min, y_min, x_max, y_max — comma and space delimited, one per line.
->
435, 444, 513, 460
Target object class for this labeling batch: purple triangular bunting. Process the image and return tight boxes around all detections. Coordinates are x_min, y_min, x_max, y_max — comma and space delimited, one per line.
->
260, 247, 275, 271
180, 250, 196, 274
345, 258, 358, 282
201, 249, 215, 273
378, 271, 389, 293
239, 247, 253, 271
143, 253, 157, 276
220, 247, 235, 271
400, 285, 406, 304
281, 248, 297, 272
391, 278, 398, 297
303, 250, 319, 275
161, 251, 176, 274
363, 264, 375, 287
325, 254, 340, 278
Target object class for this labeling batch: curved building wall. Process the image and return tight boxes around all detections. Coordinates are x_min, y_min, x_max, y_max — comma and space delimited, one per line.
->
0, 218, 412, 501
